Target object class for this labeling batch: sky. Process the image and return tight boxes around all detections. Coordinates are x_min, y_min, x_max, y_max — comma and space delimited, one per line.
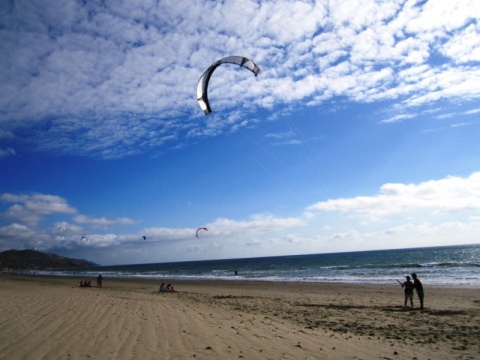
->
1, 0, 480, 266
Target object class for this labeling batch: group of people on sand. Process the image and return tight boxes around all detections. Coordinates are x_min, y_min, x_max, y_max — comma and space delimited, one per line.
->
79, 274, 103, 288
159, 282, 175, 292
79, 280, 92, 287
400, 273, 424, 309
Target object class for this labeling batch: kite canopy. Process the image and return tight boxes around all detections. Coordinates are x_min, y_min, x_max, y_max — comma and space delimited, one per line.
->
81, 236, 87, 241
196, 227, 208, 238
142, 235, 146, 240
197, 56, 260, 115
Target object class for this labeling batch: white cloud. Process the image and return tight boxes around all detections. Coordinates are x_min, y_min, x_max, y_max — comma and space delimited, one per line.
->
2, 172, 479, 262
141, 213, 306, 243
210, 214, 305, 235
0, 193, 77, 225
0, 193, 139, 251
0, 147, 15, 158
440, 23, 480, 63
73, 215, 135, 227
380, 113, 416, 124
0, 191, 304, 255
0, 222, 51, 251
141, 227, 195, 241
463, 108, 480, 115
0, 0, 479, 158
307, 172, 480, 220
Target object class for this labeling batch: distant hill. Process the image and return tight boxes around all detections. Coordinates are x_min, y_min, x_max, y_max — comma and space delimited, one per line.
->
0, 249, 99, 270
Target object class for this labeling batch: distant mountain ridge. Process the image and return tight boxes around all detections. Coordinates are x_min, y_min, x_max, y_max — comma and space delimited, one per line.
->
0, 249, 99, 270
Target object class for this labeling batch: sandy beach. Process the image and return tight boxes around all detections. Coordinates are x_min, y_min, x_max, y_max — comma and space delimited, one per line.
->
1, 274, 479, 359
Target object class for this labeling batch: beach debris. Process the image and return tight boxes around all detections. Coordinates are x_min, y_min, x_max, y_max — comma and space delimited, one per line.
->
197, 56, 260, 114
196, 227, 208, 239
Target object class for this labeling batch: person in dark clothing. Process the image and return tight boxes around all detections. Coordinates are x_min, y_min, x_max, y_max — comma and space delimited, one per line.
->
411, 273, 424, 309
401, 275, 415, 308
97, 274, 103, 287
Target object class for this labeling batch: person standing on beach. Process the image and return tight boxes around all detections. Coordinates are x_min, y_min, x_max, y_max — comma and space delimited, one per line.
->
97, 274, 103, 287
401, 275, 415, 308
411, 273, 424, 309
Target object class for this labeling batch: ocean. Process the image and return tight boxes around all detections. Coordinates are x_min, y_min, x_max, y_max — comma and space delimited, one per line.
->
33, 244, 480, 286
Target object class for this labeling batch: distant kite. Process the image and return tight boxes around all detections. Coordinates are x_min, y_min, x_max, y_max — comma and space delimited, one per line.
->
81, 236, 88, 241
142, 236, 147, 240
197, 56, 260, 115
57, 226, 65, 231
196, 227, 208, 239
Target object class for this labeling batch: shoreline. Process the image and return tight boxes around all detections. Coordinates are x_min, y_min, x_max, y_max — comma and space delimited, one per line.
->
2, 273, 479, 359
7, 270, 480, 287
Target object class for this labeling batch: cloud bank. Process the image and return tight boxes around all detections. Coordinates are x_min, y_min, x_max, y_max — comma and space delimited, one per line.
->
307, 172, 480, 218
1, 172, 479, 264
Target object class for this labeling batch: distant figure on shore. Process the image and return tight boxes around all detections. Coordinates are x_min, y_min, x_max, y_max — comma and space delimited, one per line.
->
159, 283, 175, 292
80, 280, 91, 287
97, 274, 103, 287
401, 275, 415, 308
411, 273, 424, 309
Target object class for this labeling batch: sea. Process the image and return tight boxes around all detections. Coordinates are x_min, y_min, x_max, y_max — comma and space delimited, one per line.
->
32, 244, 480, 286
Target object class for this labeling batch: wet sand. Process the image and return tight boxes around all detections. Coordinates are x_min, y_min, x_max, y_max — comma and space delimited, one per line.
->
1, 274, 479, 359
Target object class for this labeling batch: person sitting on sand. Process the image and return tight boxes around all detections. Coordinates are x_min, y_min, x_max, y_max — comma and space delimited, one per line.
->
80, 280, 84, 287
411, 273, 424, 309
401, 275, 415, 308
159, 283, 166, 292
166, 283, 175, 292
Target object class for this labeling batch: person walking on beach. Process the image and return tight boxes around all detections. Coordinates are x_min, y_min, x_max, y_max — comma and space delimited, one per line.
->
401, 275, 415, 308
411, 273, 424, 309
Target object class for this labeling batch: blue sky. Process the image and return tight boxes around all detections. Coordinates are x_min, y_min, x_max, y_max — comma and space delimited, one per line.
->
1, 0, 480, 266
